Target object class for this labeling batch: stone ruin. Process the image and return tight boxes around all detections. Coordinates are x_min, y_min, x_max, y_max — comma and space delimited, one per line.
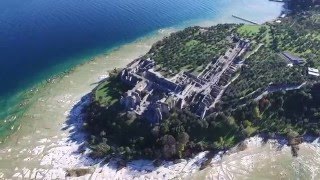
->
120, 38, 250, 123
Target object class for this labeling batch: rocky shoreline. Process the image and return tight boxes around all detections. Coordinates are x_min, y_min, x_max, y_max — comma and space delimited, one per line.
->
13, 92, 316, 179
3, 1, 320, 178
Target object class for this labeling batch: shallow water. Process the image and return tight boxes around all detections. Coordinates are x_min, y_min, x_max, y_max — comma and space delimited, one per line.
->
0, 31, 170, 178
0, 0, 283, 140
190, 140, 320, 180
0, 0, 288, 178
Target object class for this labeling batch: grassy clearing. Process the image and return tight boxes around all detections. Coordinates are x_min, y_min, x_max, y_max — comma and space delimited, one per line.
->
94, 75, 130, 107
237, 25, 261, 36
94, 80, 118, 107
237, 24, 273, 45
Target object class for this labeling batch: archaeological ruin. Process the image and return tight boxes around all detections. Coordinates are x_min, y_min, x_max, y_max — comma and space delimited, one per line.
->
120, 37, 250, 123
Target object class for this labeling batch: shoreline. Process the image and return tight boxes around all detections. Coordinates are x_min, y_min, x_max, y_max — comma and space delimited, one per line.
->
10, 92, 320, 180
0, 28, 176, 144
0, 33, 159, 143
0, 0, 284, 142
4, 32, 320, 179
0, 28, 173, 178
0, 1, 289, 178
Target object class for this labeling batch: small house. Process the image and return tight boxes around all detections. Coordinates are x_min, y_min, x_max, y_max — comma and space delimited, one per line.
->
308, 67, 320, 77
282, 52, 305, 65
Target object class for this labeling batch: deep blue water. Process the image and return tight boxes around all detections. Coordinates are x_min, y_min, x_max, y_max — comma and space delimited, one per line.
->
0, 0, 283, 138
0, 0, 229, 136
0, 0, 226, 98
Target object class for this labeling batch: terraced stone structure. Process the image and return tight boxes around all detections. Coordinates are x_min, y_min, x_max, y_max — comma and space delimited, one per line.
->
120, 37, 250, 122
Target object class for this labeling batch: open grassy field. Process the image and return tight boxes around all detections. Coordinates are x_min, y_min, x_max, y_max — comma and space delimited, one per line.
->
237, 25, 261, 36
237, 24, 274, 45
93, 75, 130, 107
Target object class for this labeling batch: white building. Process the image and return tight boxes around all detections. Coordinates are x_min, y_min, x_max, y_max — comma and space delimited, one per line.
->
308, 67, 320, 77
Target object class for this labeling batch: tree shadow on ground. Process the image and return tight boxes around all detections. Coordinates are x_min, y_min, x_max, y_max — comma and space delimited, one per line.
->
60, 93, 101, 167
60, 92, 159, 171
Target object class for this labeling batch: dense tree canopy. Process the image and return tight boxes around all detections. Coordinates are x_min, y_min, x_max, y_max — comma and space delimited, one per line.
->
83, 7, 320, 161
145, 24, 239, 76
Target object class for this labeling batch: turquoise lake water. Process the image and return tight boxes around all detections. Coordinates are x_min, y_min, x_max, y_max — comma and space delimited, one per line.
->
0, 0, 283, 139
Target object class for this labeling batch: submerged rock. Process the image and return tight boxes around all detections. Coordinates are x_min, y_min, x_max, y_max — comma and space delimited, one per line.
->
65, 168, 93, 177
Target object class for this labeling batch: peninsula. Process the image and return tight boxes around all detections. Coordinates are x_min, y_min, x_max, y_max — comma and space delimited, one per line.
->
83, 0, 320, 166
3, 0, 320, 179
